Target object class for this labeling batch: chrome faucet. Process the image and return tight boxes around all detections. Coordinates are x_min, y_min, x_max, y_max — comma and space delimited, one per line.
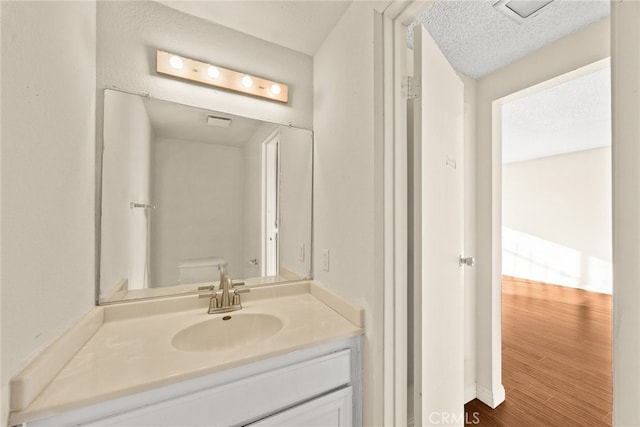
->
198, 265, 248, 314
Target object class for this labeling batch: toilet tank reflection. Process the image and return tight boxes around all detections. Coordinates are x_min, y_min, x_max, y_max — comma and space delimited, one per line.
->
178, 257, 227, 285
99, 89, 313, 304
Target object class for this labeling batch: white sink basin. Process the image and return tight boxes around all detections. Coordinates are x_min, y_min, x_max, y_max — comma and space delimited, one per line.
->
172, 313, 283, 352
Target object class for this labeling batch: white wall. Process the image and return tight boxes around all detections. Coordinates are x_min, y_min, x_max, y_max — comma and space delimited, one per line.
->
278, 126, 313, 278
313, 2, 388, 425
151, 138, 244, 285
0, 1, 96, 423
101, 91, 152, 296
97, 1, 313, 129
475, 17, 610, 406
502, 147, 612, 293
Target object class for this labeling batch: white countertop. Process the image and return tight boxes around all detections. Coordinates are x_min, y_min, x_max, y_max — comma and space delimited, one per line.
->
10, 282, 363, 424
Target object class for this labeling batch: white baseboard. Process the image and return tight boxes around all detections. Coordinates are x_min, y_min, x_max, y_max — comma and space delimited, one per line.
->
464, 383, 477, 404
476, 383, 506, 409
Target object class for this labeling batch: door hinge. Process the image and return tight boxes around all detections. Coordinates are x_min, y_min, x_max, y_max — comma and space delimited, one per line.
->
403, 75, 420, 100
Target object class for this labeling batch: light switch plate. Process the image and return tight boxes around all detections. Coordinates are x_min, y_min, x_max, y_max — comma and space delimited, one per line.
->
322, 250, 330, 272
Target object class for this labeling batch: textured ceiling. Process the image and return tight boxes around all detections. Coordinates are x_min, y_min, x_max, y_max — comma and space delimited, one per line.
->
159, 1, 352, 56
144, 98, 268, 146
410, 0, 610, 78
502, 66, 611, 164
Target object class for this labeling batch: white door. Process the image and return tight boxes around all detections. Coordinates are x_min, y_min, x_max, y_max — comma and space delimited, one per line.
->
262, 132, 279, 277
412, 25, 465, 426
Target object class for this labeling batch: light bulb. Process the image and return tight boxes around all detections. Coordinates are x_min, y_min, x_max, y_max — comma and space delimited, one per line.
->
241, 75, 253, 88
207, 66, 220, 79
169, 55, 183, 70
270, 84, 282, 95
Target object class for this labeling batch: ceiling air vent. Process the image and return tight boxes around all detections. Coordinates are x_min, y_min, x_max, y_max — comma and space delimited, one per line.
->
493, 0, 555, 24
206, 115, 232, 128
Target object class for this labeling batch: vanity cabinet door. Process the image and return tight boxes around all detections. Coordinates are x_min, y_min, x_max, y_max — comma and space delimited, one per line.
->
247, 387, 352, 427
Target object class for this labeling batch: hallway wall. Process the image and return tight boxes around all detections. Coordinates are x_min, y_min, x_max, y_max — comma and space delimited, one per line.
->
313, 2, 389, 425
502, 147, 612, 294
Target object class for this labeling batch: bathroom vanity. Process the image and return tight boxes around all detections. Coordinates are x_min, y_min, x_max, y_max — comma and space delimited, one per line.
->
7, 61, 362, 427
3, 6, 367, 424
9, 282, 363, 426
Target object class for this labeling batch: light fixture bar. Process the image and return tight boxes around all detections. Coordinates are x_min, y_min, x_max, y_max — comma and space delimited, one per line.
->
156, 50, 289, 104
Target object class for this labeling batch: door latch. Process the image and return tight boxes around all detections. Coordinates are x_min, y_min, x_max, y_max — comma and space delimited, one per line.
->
459, 255, 475, 267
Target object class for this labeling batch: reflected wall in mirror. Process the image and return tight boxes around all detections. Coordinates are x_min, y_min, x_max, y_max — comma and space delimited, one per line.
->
99, 89, 313, 304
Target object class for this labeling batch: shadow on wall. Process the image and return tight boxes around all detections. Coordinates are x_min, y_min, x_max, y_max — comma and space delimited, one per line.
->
502, 227, 612, 294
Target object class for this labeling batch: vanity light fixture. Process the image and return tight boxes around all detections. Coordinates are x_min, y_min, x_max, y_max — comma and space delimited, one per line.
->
169, 55, 184, 70
241, 75, 253, 88
207, 66, 220, 79
156, 50, 288, 104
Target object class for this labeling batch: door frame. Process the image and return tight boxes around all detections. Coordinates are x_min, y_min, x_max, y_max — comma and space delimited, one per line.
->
261, 129, 280, 277
380, 3, 434, 426
610, 2, 640, 424
487, 56, 608, 406
477, 19, 609, 408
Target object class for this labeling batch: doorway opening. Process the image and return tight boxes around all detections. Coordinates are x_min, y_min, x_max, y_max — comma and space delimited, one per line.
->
467, 61, 613, 424
261, 130, 280, 277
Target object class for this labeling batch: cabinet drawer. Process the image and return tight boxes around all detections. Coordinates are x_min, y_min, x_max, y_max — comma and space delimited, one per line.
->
83, 349, 352, 427
247, 387, 352, 427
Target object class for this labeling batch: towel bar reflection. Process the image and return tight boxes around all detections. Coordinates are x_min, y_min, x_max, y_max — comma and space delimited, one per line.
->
130, 202, 156, 209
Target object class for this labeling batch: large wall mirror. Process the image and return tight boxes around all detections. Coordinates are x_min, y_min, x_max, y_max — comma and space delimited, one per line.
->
99, 89, 313, 304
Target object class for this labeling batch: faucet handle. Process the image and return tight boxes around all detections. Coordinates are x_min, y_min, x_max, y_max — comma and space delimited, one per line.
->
210, 296, 219, 309
232, 281, 245, 288
197, 284, 215, 291
232, 288, 250, 306
200, 293, 219, 313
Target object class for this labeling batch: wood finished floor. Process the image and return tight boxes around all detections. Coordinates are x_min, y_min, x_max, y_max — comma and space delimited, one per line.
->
464, 276, 612, 426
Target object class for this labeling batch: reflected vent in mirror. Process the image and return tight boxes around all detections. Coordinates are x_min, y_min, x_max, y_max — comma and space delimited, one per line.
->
207, 115, 232, 128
